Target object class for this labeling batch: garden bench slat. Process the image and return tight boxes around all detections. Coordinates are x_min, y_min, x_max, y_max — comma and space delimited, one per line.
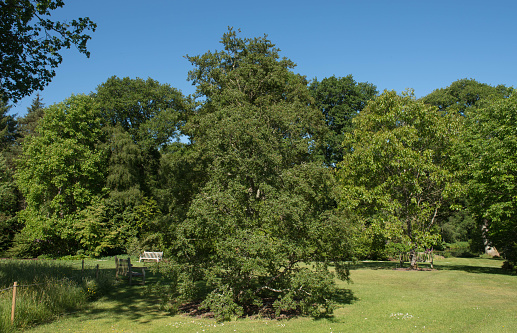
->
138, 251, 163, 263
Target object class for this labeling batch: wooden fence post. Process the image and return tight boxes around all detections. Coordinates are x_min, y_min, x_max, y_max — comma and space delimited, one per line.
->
11, 282, 17, 325
96, 264, 99, 279
128, 258, 132, 286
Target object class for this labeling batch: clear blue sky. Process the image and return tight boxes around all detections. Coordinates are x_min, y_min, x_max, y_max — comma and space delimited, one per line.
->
8, 0, 517, 116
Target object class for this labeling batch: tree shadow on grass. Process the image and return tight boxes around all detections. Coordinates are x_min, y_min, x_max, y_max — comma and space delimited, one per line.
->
311, 288, 358, 322
432, 262, 514, 276
64, 267, 168, 324
332, 288, 357, 305
348, 259, 514, 276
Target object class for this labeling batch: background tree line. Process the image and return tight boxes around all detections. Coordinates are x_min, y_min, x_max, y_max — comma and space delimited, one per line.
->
1, 27, 516, 317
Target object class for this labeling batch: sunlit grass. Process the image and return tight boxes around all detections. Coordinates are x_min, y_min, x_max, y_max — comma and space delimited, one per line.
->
21, 256, 515, 333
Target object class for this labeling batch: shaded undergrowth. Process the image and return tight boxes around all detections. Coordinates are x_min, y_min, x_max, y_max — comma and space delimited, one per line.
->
173, 287, 357, 321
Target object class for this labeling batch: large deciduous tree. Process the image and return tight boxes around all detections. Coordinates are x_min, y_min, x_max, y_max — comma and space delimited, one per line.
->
422, 79, 514, 256
421, 78, 512, 114
337, 90, 460, 268
156, 29, 354, 320
95, 76, 186, 148
309, 75, 377, 166
15, 94, 106, 256
0, 0, 96, 102
95, 76, 186, 193
460, 92, 517, 268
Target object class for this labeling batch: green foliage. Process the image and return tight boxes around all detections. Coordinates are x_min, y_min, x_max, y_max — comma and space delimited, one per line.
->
10, 77, 186, 257
74, 194, 162, 257
18, 93, 45, 141
0, 0, 96, 103
0, 100, 21, 253
440, 210, 477, 244
14, 94, 107, 257
6, 94, 46, 168
92, 77, 187, 255
0, 154, 16, 216
309, 75, 377, 165
75, 197, 115, 257
105, 125, 143, 194
421, 78, 512, 114
200, 285, 244, 322
460, 92, 517, 266
0, 154, 21, 253
273, 266, 337, 317
337, 90, 461, 265
153, 28, 354, 320
95, 76, 186, 149
422, 79, 515, 260
0, 99, 18, 151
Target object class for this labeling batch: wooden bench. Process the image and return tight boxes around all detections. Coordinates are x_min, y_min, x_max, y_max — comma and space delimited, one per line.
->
398, 252, 434, 269
139, 251, 163, 263
115, 256, 145, 285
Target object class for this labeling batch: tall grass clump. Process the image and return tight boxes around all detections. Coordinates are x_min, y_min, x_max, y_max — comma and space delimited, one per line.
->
0, 260, 113, 331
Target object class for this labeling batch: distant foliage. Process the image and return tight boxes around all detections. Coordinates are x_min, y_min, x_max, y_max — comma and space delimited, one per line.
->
309, 75, 377, 166
421, 78, 512, 114
337, 90, 461, 265
460, 92, 517, 267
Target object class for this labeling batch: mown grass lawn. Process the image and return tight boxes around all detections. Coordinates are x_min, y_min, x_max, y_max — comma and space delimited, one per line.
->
25, 257, 516, 333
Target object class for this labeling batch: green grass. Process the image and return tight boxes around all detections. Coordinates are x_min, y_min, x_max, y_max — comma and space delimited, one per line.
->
0, 258, 116, 332
9, 257, 517, 332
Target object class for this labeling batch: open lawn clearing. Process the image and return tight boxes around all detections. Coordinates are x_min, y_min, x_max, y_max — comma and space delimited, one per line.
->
25, 257, 516, 333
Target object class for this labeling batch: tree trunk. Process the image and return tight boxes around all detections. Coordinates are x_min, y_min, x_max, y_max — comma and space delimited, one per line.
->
481, 219, 500, 257
409, 247, 418, 269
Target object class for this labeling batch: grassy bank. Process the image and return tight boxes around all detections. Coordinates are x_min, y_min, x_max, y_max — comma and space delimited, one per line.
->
0, 259, 114, 332
19, 257, 515, 333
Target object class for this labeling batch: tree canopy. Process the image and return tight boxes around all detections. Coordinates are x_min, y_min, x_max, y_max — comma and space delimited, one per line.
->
0, 0, 96, 102
0, 99, 17, 151
309, 75, 377, 166
155, 28, 355, 320
15, 94, 106, 255
421, 78, 512, 114
459, 92, 517, 267
337, 90, 461, 267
